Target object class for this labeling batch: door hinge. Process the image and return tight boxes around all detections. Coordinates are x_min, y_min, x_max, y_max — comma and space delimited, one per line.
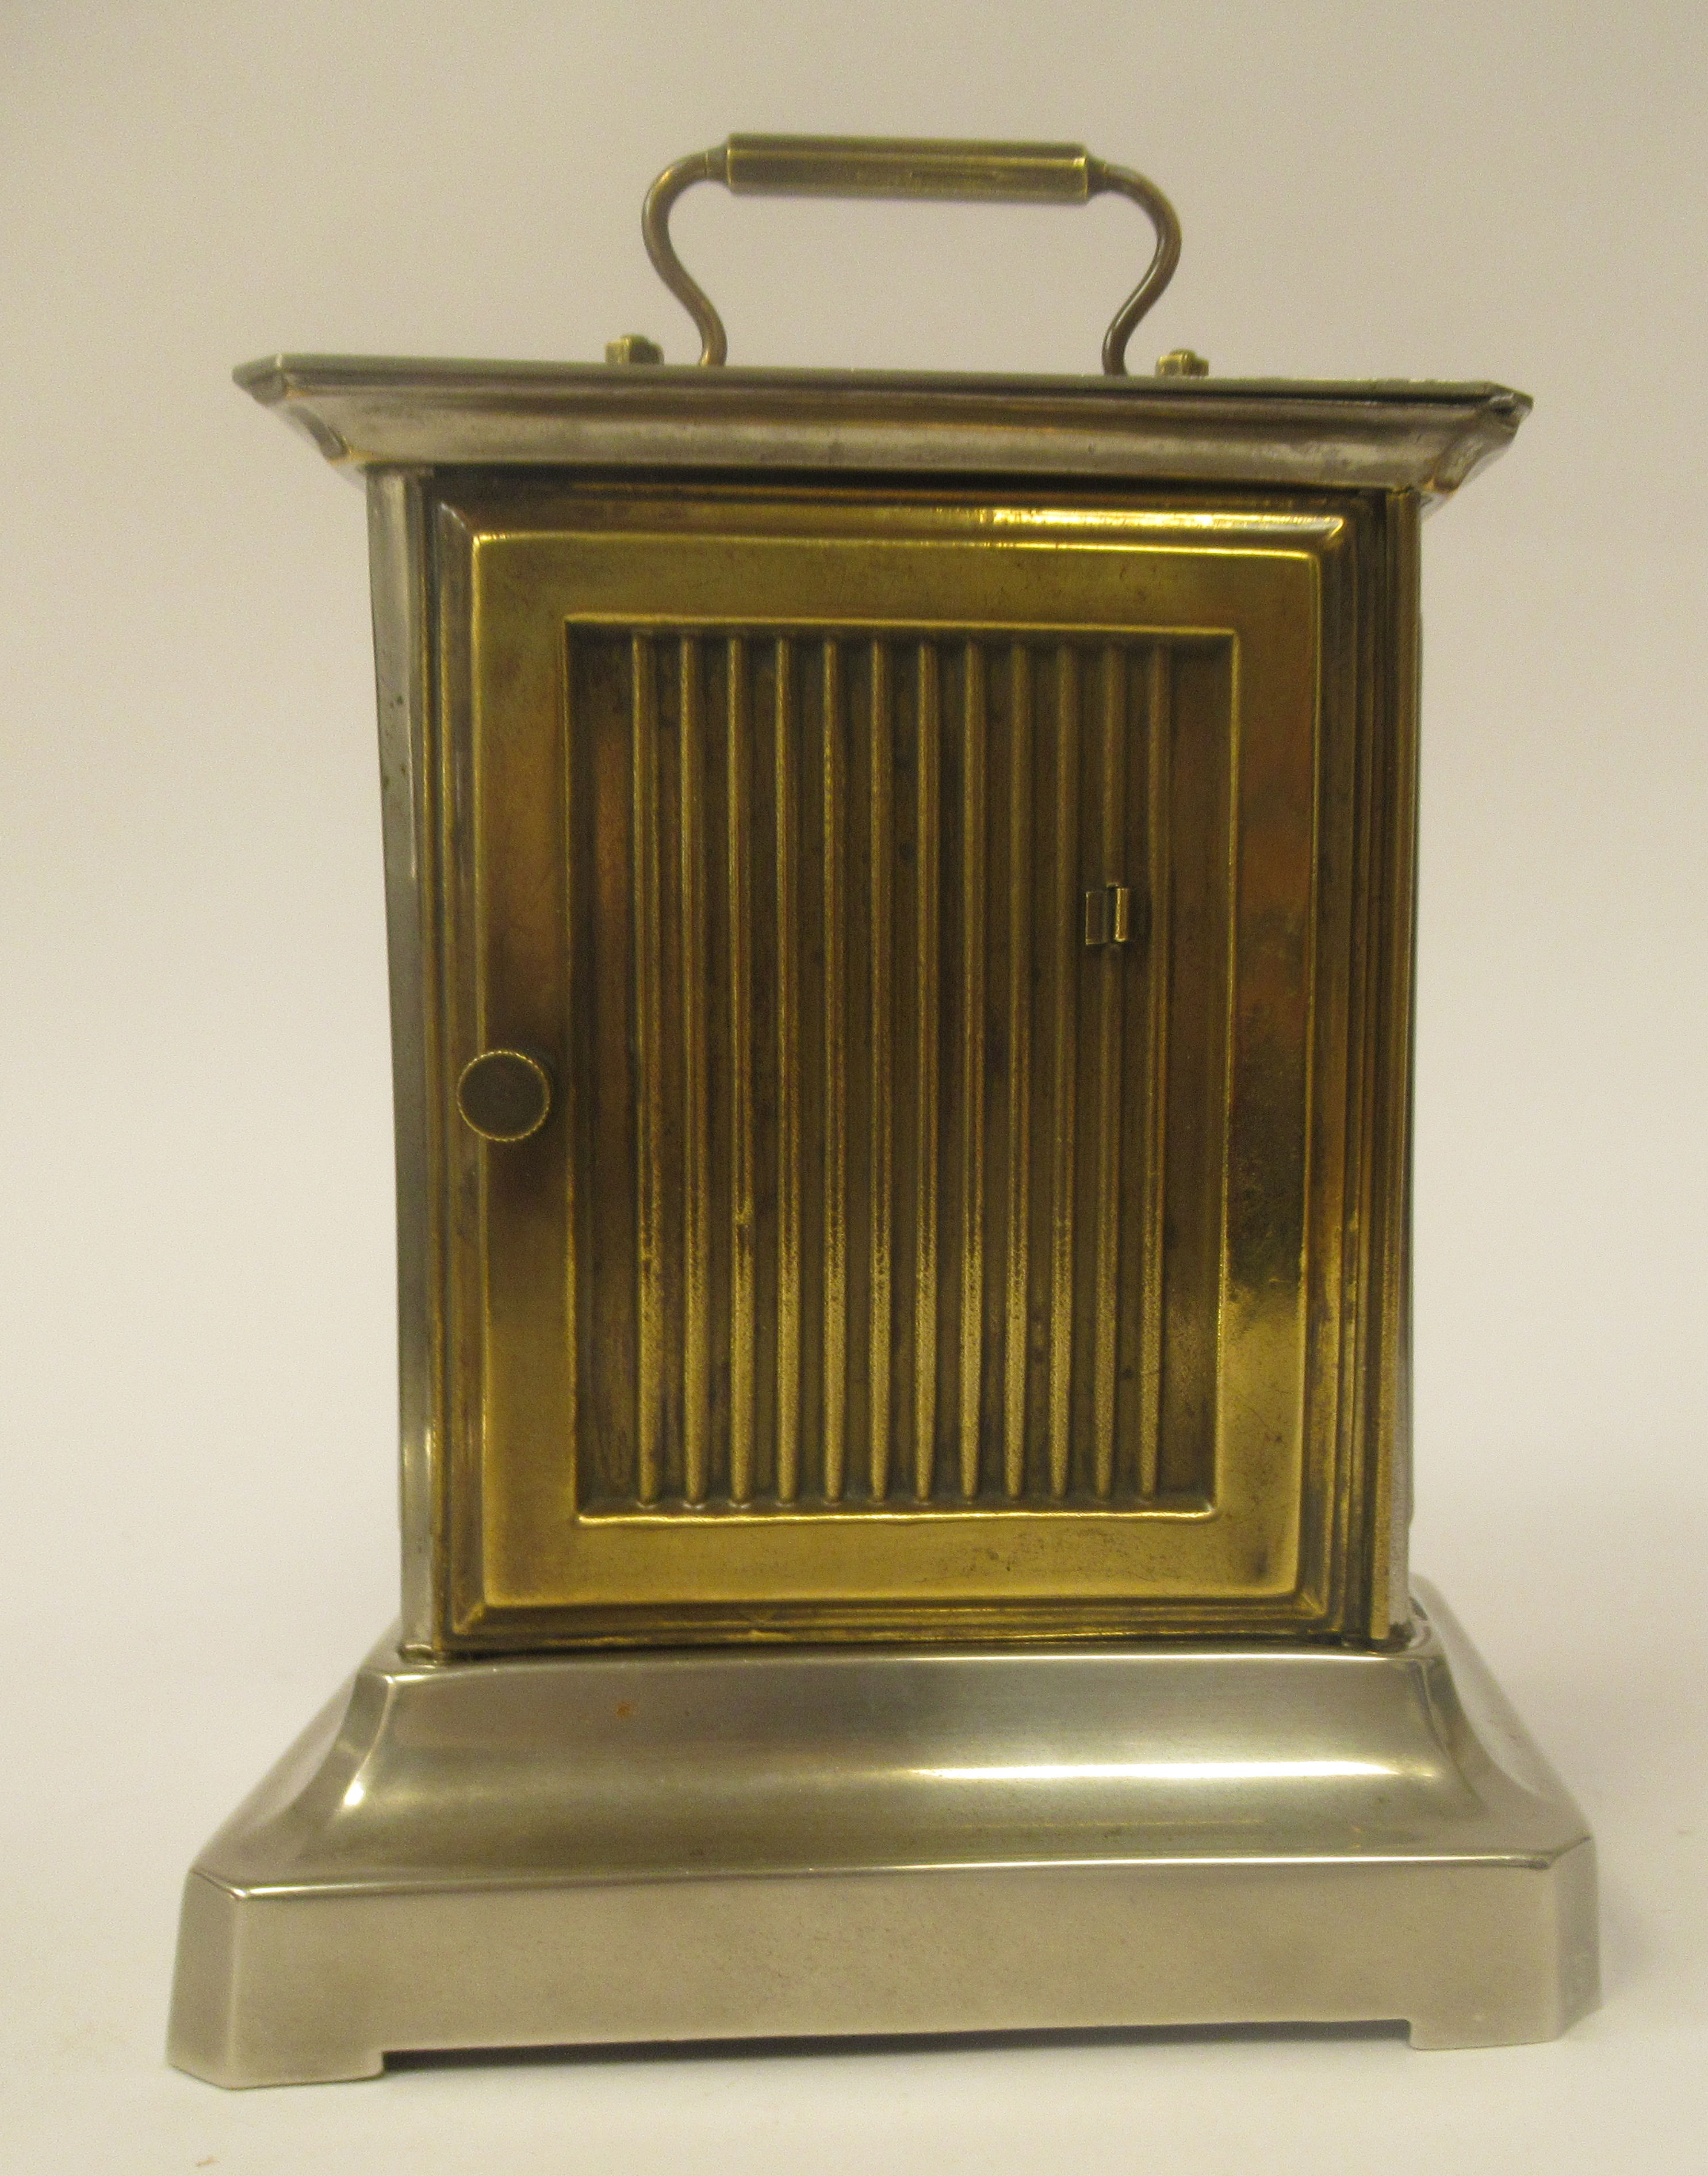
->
1083, 883, 1134, 948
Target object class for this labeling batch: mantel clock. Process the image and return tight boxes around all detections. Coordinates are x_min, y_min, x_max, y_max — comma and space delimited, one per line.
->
168, 139, 1597, 2086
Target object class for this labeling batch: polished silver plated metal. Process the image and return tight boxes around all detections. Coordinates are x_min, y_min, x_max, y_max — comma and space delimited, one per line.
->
168, 1584, 1596, 2086
234, 355, 1529, 499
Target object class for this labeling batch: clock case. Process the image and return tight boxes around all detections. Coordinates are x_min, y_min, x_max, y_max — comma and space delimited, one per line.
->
276, 357, 1478, 1658
168, 144, 1596, 2081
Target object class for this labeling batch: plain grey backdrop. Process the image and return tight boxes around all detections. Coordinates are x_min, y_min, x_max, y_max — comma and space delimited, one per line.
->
3, 2, 1704, 2167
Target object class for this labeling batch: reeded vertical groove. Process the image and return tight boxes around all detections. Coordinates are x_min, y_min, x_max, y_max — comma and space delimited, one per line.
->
610, 623, 1170, 1516
773, 640, 802, 1504
679, 641, 712, 1504
868, 643, 895, 1502
1139, 646, 1171, 1498
1047, 645, 1079, 1498
913, 644, 941, 1501
1003, 645, 1033, 1497
821, 643, 848, 1502
1090, 645, 1127, 1498
726, 638, 756, 1504
630, 637, 665, 1506
958, 644, 987, 1500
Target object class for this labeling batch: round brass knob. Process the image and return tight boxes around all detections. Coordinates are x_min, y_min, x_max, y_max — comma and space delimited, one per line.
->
456, 1049, 554, 1143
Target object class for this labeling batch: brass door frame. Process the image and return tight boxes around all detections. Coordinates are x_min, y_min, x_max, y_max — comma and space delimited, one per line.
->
372, 472, 1419, 1653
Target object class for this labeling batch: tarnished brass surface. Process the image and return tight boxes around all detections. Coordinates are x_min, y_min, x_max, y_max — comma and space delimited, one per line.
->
166, 1584, 1598, 2085
231, 307, 1530, 1657
455, 1049, 553, 1142
349, 463, 1428, 1653
638, 135, 1180, 373
604, 334, 663, 367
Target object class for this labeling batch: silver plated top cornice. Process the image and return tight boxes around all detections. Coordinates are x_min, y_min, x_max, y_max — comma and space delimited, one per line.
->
235, 354, 1529, 500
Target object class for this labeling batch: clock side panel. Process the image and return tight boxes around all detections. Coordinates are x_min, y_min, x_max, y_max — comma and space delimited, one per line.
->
366, 469, 446, 1655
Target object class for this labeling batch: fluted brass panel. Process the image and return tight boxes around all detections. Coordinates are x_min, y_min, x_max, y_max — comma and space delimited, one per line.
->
725, 638, 757, 1504
1002, 644, 1034, 1500
677, 641, 712, 1504
911, 644, 943, 1502
1046, 645, 1079, 1500
773, 639, 802, 1505
1138, 644, 1171, 1498
958, 645, 988, 1501
630, 637, 665, 1507
1090, 644, 1127, 1499
431, 479, 1407, 1646
867, 641, 895, 1504
559, 622, 1211, 1519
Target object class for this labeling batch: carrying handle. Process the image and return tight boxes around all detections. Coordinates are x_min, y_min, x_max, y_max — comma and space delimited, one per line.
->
641, 135, 1181, 375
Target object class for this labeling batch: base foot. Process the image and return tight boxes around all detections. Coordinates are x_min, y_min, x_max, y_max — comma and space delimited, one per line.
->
168, 1582, 1598, 2086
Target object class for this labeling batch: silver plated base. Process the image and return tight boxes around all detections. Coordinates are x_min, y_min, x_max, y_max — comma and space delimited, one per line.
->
168, 1582, 1597, 2086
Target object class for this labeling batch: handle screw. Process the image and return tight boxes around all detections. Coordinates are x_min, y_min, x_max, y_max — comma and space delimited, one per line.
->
1155, 347, 1209, 377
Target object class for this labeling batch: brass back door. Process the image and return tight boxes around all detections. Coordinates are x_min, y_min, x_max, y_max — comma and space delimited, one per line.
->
427, 477, 1405, 1646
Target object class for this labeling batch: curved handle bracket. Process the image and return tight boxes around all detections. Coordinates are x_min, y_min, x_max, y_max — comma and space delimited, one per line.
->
640, 135, 1181, 376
